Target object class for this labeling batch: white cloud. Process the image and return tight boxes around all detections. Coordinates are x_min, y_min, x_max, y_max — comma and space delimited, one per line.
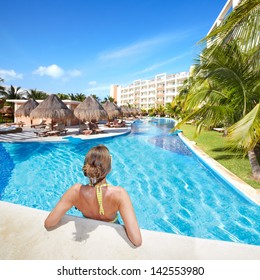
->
135, 52, 192, 75
99, 35, 172, 60
0, 69, 23, 81
88, 80, 97, 86
33, 64, 82, 79
33, 64, 64, 78
68, 69, 82, 77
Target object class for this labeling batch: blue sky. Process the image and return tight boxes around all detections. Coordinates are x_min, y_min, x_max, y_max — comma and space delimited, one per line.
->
0, 0, 227, 100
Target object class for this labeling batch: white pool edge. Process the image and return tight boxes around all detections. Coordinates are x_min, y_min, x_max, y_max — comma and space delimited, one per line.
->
178, 133, 260, 205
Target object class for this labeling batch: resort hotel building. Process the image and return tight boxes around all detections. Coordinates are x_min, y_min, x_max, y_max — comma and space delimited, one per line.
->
110, 71, 189, 111
110, 0, 242, 112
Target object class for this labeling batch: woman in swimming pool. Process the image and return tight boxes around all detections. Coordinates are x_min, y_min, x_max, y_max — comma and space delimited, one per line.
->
44, 144, 142, 247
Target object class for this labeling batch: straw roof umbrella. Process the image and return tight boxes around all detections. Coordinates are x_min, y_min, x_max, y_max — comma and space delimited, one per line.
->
128, 107, 138, 116
15, 99, 39, 117
136, 107, 142, 116
120, 106, 131, 117
102, 101, 122, 123
30, 94, 73, 129
74, 96, 108, 123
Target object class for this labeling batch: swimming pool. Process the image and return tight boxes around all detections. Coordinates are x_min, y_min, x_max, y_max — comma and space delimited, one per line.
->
0, 118, 260, 246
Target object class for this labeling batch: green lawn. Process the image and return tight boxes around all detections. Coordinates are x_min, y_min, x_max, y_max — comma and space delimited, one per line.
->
180, 124, 260, 189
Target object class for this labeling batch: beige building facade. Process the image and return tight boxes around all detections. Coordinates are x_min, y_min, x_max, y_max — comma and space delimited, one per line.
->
110, 72, 189, 111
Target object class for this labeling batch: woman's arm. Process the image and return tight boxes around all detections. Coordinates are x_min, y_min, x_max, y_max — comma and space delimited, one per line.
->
44, 185, 77, 229
118, 188, 142, 247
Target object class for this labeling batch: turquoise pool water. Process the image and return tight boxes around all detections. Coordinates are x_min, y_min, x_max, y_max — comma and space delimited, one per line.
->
0, 118, 260, 245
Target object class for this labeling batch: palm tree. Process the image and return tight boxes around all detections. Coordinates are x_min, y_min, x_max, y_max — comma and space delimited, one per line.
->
74, 93, 86, 102
179, 43, 259, 178
165, 92, 189, 121
204, 0, 260, 179
227, 104, 260, 179
102, 95, 115, 104
57, 93, 70, 100
90, 94, 101, 103
180, 0, 260, 179
27, 89, 48, 100
0, 85, 23, 119
0, 85, 23, 100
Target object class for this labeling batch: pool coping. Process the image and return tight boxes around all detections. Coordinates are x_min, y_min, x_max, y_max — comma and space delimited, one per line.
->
1, 201, 260, 260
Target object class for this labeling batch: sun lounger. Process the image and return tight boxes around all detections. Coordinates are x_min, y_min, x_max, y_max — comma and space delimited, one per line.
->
82, 130, 93, 135
79, 123, 89, 134
106, 120, 126, 128
185, 120, 195, 125
34, 130, 49, 137
54, 123, 68, 135
31, 120, 47, 129
88, 122, 105, 134
34, 125, 51, 137
46, 130, 61, 136
0, 127, 23, 134
213, 128, 225, 133
5, 121, 25, 127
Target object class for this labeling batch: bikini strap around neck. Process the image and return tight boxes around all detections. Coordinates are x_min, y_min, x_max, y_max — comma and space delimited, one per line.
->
95, 183, 109, 215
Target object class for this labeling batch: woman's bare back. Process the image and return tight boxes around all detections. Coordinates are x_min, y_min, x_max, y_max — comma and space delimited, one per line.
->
74, 183, 121, 222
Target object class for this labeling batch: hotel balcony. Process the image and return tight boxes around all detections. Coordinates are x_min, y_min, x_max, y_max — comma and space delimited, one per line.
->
156, 87, 164, 91
166, 74, 176, 80
156, 92, 164, 97
165, 91, 175, 95
156, 100, 164, 105
166, 83, 175, 88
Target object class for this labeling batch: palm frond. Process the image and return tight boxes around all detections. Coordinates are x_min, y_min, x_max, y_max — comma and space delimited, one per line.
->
227, 103, 260, 152
201, 0, 260, 52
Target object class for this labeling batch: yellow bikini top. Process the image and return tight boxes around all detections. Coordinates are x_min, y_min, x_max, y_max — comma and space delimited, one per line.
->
95, 183, 118, 223
95, 183, 109, 215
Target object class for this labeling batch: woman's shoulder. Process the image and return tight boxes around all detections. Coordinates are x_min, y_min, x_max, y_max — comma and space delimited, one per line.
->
71, 183, 82, 190
69, 183, 86, 194
109, 185, 129, 199
109, 185, 124, 192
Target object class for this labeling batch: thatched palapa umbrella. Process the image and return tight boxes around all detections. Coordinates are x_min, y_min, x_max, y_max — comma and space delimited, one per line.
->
30, 94, 73, 129
74, 96, 108, 123
120, 106, 131, 117
102, 101, 122, 123
130, 107, 139, 116
15, 99, 39, 117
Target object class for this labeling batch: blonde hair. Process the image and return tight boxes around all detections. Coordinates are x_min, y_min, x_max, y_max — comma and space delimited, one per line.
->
82, 145, 111, 185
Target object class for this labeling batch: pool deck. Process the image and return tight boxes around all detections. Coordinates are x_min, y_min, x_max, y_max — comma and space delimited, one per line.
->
0, 124, 131, 143
1, 201, 260, 260
0, 124, 260, 259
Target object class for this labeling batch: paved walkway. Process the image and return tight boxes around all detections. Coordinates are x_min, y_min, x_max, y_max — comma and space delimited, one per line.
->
0, 125, 130, 142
